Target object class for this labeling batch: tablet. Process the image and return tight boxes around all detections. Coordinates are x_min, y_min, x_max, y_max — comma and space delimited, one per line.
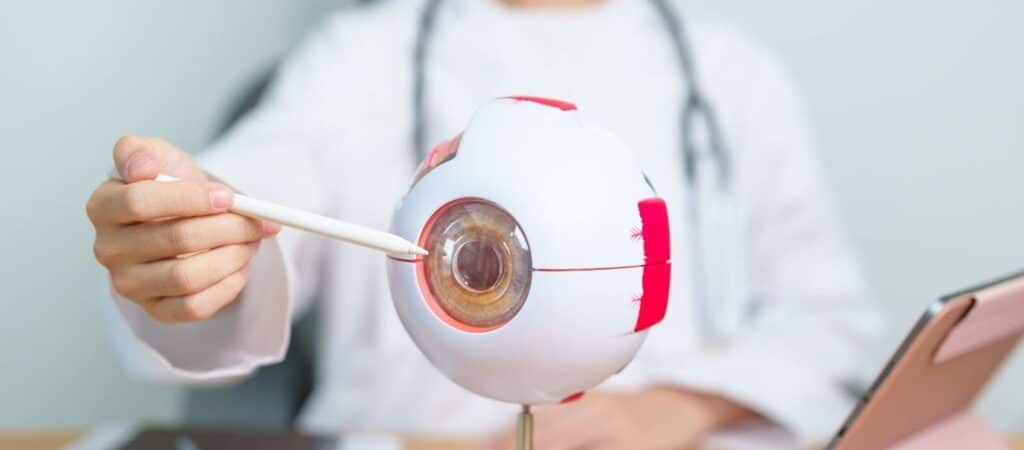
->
828, 271, 1024, 450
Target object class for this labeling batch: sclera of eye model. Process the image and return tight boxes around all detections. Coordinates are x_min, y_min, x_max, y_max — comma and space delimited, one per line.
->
386, 96, 671, 406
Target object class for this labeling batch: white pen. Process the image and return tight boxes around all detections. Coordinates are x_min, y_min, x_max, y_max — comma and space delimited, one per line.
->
110, 172, 428, 257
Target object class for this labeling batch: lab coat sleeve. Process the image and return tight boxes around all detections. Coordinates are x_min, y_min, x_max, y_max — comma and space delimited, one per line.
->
106, 24, 344, 384
651, 34, 885, 443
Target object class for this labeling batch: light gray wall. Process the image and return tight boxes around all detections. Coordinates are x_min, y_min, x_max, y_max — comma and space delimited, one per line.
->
1, 0, 1020, 432
0, 0, 344, 427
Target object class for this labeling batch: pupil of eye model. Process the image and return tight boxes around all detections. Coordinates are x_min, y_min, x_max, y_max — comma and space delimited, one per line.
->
453, 238, 504, 293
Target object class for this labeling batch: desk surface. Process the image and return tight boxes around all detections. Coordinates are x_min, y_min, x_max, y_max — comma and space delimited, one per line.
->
1, 431, 1021, 450
0, 432, 479, 450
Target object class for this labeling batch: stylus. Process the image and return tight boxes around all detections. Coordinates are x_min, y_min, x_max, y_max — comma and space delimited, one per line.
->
110, 172, 429, 257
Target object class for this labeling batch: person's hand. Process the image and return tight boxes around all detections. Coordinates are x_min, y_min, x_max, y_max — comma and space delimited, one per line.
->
486, 387, 756, 450
87, 135, 280, 323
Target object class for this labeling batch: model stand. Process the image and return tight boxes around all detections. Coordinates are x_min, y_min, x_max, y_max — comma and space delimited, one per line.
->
516, 405, 533, 450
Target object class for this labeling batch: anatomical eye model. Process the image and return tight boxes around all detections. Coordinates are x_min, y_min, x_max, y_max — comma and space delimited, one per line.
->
387, 96, 671, 449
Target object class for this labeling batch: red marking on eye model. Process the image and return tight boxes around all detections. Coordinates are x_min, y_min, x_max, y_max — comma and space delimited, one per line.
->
412, 133, 463, 187
502, 96, 577, 111
635, 263, 670, 332
388, 255, 423, 264
637, 198, 670, 264
635, 198, 671, 332
560, 392, 585, 404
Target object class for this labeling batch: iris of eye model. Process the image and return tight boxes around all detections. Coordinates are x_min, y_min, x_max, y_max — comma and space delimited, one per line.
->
419, 199, 532, 330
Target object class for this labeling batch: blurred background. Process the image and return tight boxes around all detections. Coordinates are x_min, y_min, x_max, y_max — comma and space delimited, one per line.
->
1, 0, 1021, 434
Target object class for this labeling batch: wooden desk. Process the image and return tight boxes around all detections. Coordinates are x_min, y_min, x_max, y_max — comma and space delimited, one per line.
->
1, 431, 1020, 450
0, 431, 80, 450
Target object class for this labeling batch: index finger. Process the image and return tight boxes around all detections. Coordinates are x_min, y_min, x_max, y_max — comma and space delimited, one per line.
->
112, 135, 206, 183
97, 178, 233, 224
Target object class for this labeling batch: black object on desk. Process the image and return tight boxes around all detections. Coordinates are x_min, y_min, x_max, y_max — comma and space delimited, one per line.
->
118, 427, 338, 450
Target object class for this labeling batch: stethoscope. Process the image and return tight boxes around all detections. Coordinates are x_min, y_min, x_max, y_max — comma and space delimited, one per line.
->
410, 0, 744, 345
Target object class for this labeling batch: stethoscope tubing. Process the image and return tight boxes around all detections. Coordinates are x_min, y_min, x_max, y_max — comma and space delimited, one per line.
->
410, 0, 736, 343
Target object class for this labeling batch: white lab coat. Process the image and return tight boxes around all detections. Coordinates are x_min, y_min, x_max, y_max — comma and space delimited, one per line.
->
106, 0, 883, 444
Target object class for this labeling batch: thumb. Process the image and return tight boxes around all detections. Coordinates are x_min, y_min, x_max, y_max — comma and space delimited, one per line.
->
112, 135, 207, 183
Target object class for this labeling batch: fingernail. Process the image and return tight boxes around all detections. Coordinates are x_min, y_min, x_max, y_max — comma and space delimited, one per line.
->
124, 151, 153, 180
262, 221, 282, 236
209, 187, 233, 210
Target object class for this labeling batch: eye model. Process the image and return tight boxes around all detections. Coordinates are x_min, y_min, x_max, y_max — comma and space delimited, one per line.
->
386, 96, 670, 406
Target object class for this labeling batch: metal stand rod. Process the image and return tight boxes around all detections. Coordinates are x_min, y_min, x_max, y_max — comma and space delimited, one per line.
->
516, 404, 533, 450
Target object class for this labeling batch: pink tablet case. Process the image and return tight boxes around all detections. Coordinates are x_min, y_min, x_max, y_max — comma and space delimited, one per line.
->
889, 410, 1007, 450
831, 273, 1024, 450
934, 275, 1024, 363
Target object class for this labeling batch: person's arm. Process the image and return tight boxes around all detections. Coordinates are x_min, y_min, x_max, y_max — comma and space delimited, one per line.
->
485, 387, 756, 450
94, 21, 347, 384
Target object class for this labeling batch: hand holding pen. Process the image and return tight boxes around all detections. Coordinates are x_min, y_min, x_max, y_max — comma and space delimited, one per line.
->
87, 136, 424, 324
